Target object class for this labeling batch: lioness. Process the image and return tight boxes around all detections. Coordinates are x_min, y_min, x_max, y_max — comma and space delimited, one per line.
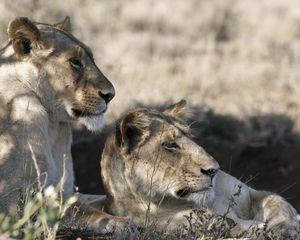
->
101, 100, 300, 238
0, 17, 121, 232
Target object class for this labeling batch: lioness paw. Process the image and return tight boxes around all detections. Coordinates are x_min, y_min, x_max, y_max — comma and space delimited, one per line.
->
274, 220, 300, 240
89, 216, 129, 235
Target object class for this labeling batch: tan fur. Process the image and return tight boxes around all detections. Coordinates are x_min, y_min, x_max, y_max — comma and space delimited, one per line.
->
0, 17, 122, 233
101, 101, 300, 238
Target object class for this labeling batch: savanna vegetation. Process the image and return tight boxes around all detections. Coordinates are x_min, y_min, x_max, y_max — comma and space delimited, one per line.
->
1, 0, 300, 239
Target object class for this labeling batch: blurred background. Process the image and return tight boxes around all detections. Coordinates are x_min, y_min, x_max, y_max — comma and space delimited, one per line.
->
1, 0, 300, 211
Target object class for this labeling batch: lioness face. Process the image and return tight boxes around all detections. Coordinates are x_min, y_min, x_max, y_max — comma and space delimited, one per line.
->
116, 101, 219, 205
42, 32, 115, 131
7, 17, 115, 131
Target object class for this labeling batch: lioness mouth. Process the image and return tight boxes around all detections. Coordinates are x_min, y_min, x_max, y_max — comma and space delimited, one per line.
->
176, 187, 211, 198
176, 189, 192, 198
72, 108, 101, 118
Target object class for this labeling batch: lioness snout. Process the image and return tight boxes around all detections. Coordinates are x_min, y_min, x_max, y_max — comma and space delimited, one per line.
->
99, 90, 115, 103
201, 168, 218, 178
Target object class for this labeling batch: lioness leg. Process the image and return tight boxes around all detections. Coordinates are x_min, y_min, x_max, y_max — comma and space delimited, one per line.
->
213, 171, 299, 237
249, 190, 300, 238
62, 196, 128, 235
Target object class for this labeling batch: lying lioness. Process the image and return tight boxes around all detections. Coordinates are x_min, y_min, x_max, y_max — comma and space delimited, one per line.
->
101, 100, 300, 238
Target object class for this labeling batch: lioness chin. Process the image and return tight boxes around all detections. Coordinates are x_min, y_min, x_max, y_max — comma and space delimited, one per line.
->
101, 100, 300, 239
0, 17, 124, 234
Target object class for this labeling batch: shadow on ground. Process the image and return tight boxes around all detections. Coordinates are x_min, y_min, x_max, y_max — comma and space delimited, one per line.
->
72, 104, 300, 212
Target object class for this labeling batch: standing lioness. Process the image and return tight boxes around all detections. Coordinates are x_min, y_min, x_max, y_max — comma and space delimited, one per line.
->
0, 17, 120, 232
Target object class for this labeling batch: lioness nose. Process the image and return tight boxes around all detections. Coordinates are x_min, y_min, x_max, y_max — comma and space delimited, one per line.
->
99, 91, 115, 104
201, 168, 218, 178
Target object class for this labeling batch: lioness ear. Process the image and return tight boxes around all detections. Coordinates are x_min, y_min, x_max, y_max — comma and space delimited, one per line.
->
163, 99, 188, 120
116, 111, 150, 153
54, 16, 72, 32
7, 17, 44, 56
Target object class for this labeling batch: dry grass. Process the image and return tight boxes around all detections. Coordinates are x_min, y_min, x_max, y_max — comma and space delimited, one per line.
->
2, 0, 300, 120
1, 0, 300, 237
0, 156, 77, 240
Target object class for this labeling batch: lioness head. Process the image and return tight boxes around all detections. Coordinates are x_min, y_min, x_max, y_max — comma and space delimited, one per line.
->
5, 17, 114, 131
101, 100, 220, 216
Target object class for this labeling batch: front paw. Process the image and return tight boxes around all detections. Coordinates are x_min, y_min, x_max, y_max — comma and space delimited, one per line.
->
272, 220, 300, 240
89, 215, 130, 235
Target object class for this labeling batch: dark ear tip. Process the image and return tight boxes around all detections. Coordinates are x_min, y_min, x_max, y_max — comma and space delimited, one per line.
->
62, 16, 71, 24
9, 17, 27, 23
165, 99, 187, 112
178, 99, 187, 107
124, 111, 138, 122
8, 17, 30, 28
7, 17, 22, 34
18, 17, 30, 22
54, 16, 72, 32
7, 17, 37, 36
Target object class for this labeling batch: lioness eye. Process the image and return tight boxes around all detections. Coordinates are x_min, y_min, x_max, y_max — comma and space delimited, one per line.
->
162, 140, 180, 151
69, 58, 83, 69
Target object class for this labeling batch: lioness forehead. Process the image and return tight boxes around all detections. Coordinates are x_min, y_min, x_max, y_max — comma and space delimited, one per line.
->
149, 111, 190, 136
36, 23, 94, 59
